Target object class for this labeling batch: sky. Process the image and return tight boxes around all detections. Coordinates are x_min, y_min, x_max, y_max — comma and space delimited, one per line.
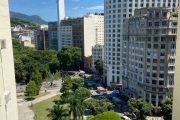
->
8, 0, 104, 22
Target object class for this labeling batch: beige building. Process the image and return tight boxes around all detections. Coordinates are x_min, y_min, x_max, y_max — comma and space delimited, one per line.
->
21, 41, 35, 48
0, 0, 18, 120
61, 13, 104, 70
172, 6, 180, 120
122, 7, 177, 106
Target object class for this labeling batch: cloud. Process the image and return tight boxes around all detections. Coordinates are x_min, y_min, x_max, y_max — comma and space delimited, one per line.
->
72, 7, 79, 10
86, 5, 104, 10
72, 0, 79, 2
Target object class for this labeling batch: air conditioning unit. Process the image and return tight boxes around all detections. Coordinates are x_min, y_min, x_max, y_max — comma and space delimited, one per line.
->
4, 91, 11, 104
0, 39, 6, 49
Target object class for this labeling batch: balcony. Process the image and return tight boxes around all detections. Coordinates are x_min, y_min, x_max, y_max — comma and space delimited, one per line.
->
168, 63, 175, 66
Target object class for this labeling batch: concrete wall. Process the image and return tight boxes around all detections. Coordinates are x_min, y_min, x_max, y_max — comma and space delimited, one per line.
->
172, 6, 180, 120
0, 0, 18, 120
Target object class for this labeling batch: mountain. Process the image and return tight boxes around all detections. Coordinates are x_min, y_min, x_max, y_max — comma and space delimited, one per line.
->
10, 11, 47, 25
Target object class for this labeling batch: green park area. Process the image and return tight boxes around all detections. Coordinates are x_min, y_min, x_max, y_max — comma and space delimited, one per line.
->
29, 95, 60, 120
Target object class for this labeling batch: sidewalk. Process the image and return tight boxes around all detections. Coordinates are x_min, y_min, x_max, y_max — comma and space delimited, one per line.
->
18, 89, 60, 120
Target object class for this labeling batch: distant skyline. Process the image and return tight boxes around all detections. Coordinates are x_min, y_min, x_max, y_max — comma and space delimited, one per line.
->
8, 0, 104, 22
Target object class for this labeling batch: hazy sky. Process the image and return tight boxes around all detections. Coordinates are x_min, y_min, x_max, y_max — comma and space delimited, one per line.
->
8, 0, 104, 22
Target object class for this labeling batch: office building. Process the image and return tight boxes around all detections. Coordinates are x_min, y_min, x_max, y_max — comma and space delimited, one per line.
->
61, 13, 104, 70
104, 0, 179, 89
61, 26, 73, 46
122, 7, 177, 106
172, 5, 180, 120
34, 29, 49, 50
0, 0, 18, 119
92, 45, 104, 72
48, 22, 58, 50
57, 0, 65, 50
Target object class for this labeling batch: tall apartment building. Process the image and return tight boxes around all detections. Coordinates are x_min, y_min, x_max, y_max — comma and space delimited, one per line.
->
0, 1, 18, 120
172, 6, 180, 120
104, 0, 179, 89
34, 29, 49, 50
92, 45, 104, 72
61, 13, 104, 70
48, 22, 58, 50
122, 7, 177, 106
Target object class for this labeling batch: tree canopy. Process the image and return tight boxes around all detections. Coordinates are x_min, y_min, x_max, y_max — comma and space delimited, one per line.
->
128, 98, 152, 120
57, 45, 81, 70
160, 98, 173, 120
84, 98, 113, 116
13, 38, 60, 83
87, 111, 122, 120
26, 80, 37, 98
94, 59, 103, 76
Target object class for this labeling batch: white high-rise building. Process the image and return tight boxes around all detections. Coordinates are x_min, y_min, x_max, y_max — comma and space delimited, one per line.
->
57, 0, 65, 50
0, 0, 18, 120
104, 0, 179, 89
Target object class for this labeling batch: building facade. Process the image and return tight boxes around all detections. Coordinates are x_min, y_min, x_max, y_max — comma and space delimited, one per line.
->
61, 26, 72, 46
122, 7, 177, 106
0, 1, 18, 119
61, 13, 104, 70
172, 6, 180, 120
48, 22, 58, 50
34, 29, 49, 50
92, 45, 104, 71
104, 0, 179, 89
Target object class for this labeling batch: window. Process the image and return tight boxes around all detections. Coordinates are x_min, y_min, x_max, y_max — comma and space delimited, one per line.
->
160, 66, 164, 71
172, 22, 177, 26
159, 74, 164, 78
155, 22, 159, 27
159, 81, 164, 85
162, 21, 167, 26
152, 80, 156, 84
161, 44, 165, 49
163, 12, 167, 17
148, 44, 151, 48
155, 12, 159, 18
160, 59, 164, 63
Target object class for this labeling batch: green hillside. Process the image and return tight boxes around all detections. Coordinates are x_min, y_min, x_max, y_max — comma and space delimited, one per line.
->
10, 18, 38, 30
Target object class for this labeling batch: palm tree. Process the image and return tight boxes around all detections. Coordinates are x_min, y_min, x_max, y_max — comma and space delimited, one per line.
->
47, 103, 70, 120
69, 97, 84, 120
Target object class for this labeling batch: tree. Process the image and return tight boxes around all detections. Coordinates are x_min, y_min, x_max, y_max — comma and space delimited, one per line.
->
160, 98, 173, 120
128, 98, 152, 120
84, 98, 113, 116
94, 59, 103, 76
60, 75, 72, 102
47, 103, 70, 120
57, 45, 81, 70
67, 87, 90, 120
26, 80, 37, 99
30, 70, 42, 94
45, 70, 61, 88
87, 111, 122, 120
71, 78, 84, 91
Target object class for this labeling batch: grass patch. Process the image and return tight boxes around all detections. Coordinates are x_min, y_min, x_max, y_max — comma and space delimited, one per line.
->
29, 95, 60, 120
17, 92, 51, 100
